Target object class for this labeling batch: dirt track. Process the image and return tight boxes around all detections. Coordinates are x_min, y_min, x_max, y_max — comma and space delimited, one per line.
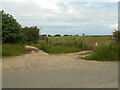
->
2, 50, 116, 72
2, 50, 118, 88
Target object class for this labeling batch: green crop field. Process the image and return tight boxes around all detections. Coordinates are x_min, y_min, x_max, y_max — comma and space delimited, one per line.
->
31, 36, 113, 54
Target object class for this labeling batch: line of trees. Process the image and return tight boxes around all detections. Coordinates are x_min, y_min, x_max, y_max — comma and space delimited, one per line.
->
1, 10, 40, 44
41, 34, 79, 37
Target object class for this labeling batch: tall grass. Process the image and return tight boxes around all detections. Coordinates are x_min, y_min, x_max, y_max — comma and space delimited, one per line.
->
2, 36, 114, 59
2, 44, 26, 57
30, 36, 83, 54
84, 42, 119, 61
31, 36, 112, 54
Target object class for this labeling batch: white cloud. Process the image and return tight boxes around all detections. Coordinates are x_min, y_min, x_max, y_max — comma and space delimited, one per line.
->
34, 0, 59, 10
109, 23, 118, 29
0, 1, 118, 34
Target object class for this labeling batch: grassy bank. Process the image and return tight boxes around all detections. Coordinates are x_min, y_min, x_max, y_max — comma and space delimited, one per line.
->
84, 42, 119, 61
2, 44, 26, 57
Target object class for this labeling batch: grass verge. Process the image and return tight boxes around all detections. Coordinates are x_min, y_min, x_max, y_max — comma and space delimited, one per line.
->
2, 44, 26, 57
84, 42, 119, 61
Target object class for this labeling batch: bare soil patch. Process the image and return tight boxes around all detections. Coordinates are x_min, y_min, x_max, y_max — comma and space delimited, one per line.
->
2, 50, 115, 72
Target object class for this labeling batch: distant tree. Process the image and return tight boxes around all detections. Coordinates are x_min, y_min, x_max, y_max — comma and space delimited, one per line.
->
54, 34, 61, 36
2, 10, 25, 43
64, 34, 69, 36
22, 26, 40, 43
82, 34, 85, 36
48, 34, 52, 37
42, 34, 47, 37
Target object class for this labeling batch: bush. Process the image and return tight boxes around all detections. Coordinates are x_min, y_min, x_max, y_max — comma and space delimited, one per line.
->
113, 30, 120, 43
22, 26, 40, 43
2, 10, 25, 43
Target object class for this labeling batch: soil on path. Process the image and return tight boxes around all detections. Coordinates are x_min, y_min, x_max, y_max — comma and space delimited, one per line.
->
2, 50, 116, 72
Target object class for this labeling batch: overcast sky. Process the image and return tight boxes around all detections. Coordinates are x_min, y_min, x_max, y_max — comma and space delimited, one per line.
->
0, 0, 118, 35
